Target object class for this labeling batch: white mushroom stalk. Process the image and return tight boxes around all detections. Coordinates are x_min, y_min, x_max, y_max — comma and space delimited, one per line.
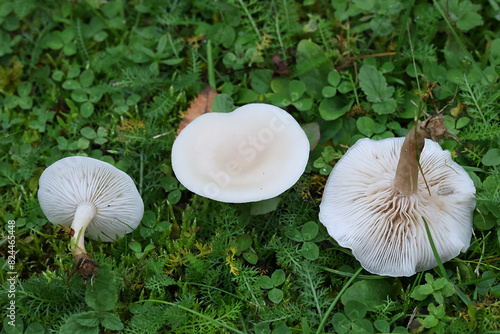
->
38, 156, 144, 281
319, 122, 476, 277
70, 202, 97, 257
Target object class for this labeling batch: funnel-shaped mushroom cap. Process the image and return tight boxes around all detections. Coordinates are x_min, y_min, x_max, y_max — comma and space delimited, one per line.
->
38, 156, 144, 242
172, 103, 310, 203
319, 138, 475, 277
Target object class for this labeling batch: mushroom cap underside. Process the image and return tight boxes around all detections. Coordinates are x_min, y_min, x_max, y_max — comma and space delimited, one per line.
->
38, 156, 144, 242
172, 103, 310, 203
319, 137, 476, 277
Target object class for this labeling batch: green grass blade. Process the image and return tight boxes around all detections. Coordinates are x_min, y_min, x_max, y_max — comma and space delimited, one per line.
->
207, 40, 216, 89
316, 266, 363, 334
422, 217, 473, 306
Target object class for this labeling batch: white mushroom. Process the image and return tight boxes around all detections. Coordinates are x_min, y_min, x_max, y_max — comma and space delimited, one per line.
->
319, 124, 475, 277
38, 156, 144, 279
172, 103, 310, 203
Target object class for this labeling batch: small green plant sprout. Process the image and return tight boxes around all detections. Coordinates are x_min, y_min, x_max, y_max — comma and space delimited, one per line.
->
129, 240, 155, 260
270, 78, 313, 112
138, 210, 170, 240
222, 44, 261, 70
61, 69, 104, 118
416, 303, 449, 333
111, 92, 141, 115
3, 81, 33, 110
132, 35, 183, 75
43, 25, 77, 56
411, 273, 455, 304
78, 126, 107, 149
318, 73, 355, 121
322, 70, 341, 98
235, 234, 258, 265
332, 300, 374, 334
160, 176, 184, 205
38, 156, 144, 281
286, 221, 320, 260
356, 116, 389, 139
313, 146, 343, 176
60, 264, 124, 333
257, 269, 286, 304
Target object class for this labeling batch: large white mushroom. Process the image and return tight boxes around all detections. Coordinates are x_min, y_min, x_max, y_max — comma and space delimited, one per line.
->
38, 156, 144, 280
171, 103, 310, 203
319, 122, 475, 277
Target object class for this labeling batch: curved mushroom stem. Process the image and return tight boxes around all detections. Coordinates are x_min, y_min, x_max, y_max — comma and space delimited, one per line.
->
70, 202, 99, 280
393, 122, 430, 196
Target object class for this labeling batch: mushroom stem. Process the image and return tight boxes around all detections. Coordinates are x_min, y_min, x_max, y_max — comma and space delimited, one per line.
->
70, 202, 96, 257
392, 122, 429, 196
70, 202, 99, 280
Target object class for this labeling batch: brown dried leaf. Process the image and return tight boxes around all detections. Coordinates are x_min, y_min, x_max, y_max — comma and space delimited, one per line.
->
177, 85, 217, 135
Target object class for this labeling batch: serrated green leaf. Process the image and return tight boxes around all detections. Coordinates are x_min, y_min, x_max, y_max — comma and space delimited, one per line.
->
74, 311, 101, 327
100, 313, 124, 331
359, 65, 393, 103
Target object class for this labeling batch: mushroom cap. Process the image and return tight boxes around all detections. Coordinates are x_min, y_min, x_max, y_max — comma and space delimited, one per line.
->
319, 138, 476, 277
38, 156, 144, 242
172, 103, 310, 203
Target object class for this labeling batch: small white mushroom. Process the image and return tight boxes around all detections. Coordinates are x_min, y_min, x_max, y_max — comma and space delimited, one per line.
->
319, 126, 475, 277
172, 103, 310, 203
38, 156, 144, 279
